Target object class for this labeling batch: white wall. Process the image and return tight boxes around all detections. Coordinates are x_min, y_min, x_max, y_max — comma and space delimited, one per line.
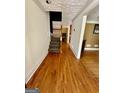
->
25, 0, 50, 83
70, 0, 98, 59
52, 21, 61, 29
70, 15, 87, 59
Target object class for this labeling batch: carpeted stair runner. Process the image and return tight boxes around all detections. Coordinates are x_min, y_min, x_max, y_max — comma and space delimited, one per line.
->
49, 36, 61, 53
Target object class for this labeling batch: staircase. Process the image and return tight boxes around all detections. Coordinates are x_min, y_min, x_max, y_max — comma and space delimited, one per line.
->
49, 35, 61, 53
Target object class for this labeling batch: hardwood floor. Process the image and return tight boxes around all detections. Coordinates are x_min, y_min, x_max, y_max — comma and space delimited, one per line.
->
80, 51, 99, 79
26, 43, 99, 93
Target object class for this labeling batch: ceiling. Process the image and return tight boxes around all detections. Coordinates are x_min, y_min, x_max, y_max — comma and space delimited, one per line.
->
87, 5, 99, 21
37, 0, 99, 25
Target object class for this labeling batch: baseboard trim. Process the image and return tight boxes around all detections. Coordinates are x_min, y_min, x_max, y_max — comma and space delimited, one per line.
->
86, 21, 99, 24
85, 48, 99, 51
25, 51, 48, 84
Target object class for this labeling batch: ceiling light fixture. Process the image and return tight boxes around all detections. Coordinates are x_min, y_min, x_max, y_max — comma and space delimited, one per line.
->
46, 0, 51, 4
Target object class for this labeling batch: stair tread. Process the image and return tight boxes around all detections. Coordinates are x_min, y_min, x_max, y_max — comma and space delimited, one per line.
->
49, 48, 60, 51
49, 48, 60, 50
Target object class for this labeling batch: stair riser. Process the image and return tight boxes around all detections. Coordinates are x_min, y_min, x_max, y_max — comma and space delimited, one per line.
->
50, 45, 60, 47
51, 40, 60, 42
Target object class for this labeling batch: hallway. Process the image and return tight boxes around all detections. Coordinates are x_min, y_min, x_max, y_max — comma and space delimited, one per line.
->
26, 43, 99, 93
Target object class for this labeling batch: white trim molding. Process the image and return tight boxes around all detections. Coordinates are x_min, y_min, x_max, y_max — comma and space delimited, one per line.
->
85, 48, 99, 51
86, 21, 99, 24
77, 15, 87, 59
67, 26, 70, 44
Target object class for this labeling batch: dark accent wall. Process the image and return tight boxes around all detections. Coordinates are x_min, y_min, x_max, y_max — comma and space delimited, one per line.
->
49, 11, 62, 33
